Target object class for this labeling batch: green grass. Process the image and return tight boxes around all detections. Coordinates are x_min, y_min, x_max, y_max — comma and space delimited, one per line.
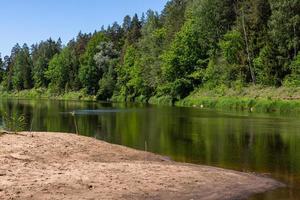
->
0, 89, 95, 101
2, 86, 300, 113
148, 95, 173, 106
177, 86, 300, 113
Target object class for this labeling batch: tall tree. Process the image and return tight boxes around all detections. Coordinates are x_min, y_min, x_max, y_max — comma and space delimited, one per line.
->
122, 15, 132, 33
235, 0, 272, 84
161, 0, 188, 44
12, 44, 33, 90
0, 55, 3, 83
45, 47, 75, 93
2, 56, 13, 91
31, 38, 61, 88
126, 14, 142, 45
116, 45, 141, 100
106, 22, 124, 50
268, 0, 300, 84
66, 32, 91, 90
94, 41, 120, 100
189, 0, 237, 55
161, 20, 202, 99
161, 0, 237, 99
79, 32, 107, 94
137, 10, 165, 97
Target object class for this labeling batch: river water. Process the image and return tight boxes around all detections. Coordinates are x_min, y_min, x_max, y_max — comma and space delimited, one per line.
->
0, 99, 299, 199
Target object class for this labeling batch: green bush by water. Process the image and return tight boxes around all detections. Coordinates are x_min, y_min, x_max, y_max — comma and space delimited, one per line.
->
2, 112, 27, 133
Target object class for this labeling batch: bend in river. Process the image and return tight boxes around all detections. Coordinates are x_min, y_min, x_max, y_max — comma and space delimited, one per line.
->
0, 99, 299, 200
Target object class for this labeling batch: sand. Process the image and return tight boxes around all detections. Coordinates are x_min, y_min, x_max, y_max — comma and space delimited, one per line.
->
0, 132, 282, 200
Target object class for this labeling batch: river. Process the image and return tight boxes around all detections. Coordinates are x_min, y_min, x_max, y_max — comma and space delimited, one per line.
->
0, 99, 299, 200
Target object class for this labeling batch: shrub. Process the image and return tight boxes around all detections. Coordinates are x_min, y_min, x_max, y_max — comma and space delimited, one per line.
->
2, 112, 27, 133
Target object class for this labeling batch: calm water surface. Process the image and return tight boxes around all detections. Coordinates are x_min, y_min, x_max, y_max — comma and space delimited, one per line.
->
0, 99, 300, 200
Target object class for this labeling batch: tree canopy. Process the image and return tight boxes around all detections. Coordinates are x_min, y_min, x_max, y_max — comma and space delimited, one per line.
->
1, 0, 300, 102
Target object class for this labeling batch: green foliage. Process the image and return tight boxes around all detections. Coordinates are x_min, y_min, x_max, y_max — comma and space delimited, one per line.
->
31, 39, 62, 88
45, 48, 75, 93
148, 95, 174, 106
202, 58, 240, 89
126, 14, 142, 45
10, 44, 33, 91
1, 0, 300, 107
79, 32, 108, 94
218, 30, 248, 84
178, 90, 300, 113
2, 112, 27, 132
137, 10, 165, 97
188, 0, 236, 55
161, 0, 188, 43
98, 76, 115, 100
253, 45, 279, 85
66, 32, 91, 91
116, 46, 141, 100
284, 53, 300, 87
220, 30, 244, 65
268, 0, 300, 69
0, 55, 5, 84
94, 41, 119, 100
161, 20, 204, 98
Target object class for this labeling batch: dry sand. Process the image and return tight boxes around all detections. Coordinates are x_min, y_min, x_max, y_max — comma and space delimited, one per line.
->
0, 132, 283, 200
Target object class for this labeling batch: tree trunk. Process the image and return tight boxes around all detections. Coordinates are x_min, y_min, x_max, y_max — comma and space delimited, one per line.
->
241, 8, 256, 84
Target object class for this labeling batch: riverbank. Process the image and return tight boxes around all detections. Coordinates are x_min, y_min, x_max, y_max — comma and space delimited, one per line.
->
0, 89, 96, 101
1, 85, 300, 113
176, 86, 300, 113
148, 86, 300, 113
0, 132, 282, 200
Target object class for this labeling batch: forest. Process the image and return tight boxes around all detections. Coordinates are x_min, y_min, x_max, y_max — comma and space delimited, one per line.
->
0, 0, 299, 103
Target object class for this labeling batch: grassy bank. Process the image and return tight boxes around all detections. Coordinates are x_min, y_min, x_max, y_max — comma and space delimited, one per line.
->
0, 88, 96, 101
176, 86, 300, 113
1, 86, 300, 113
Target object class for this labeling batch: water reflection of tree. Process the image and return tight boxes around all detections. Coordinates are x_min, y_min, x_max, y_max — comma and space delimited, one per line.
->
0, 99, 300, 186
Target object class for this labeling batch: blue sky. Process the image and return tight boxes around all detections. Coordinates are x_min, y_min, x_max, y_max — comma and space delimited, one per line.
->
0, 0, 169, 57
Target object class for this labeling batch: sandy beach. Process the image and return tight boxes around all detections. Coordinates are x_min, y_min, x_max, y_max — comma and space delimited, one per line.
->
0, 132, 282, 200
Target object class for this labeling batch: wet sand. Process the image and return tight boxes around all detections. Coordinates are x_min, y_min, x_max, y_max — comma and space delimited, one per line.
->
0, 132, 283, 200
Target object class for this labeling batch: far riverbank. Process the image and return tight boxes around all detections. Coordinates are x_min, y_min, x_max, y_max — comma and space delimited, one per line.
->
1, 85, 300, 113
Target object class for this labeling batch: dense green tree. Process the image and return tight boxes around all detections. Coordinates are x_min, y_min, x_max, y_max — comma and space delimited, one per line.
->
122, 15, 132, 33
106, 22, 124, 50
137, 10, 165, 97
219, 30, 248, 83
161, 20, 202, 99
269, 0, 300, 60
161, 0, 188, 43
66, 32, 91, 90
79, 32, 108, 94
31, 39, 62, 88
189, 0, 236, 54
284, 52, 300, 86
234, 0, 272, 84
266, 0, 300, 85
45, 47, 75, 93
2, 56, 13, 91
0, 55, 4, 83
11, 44, 33, 91
94, 41, 119, 100
0, 0, 300, 102
126, 14, 142, 45
161, 0, 237, 99
116, 46, 141, 100
22, 44, 33, 90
